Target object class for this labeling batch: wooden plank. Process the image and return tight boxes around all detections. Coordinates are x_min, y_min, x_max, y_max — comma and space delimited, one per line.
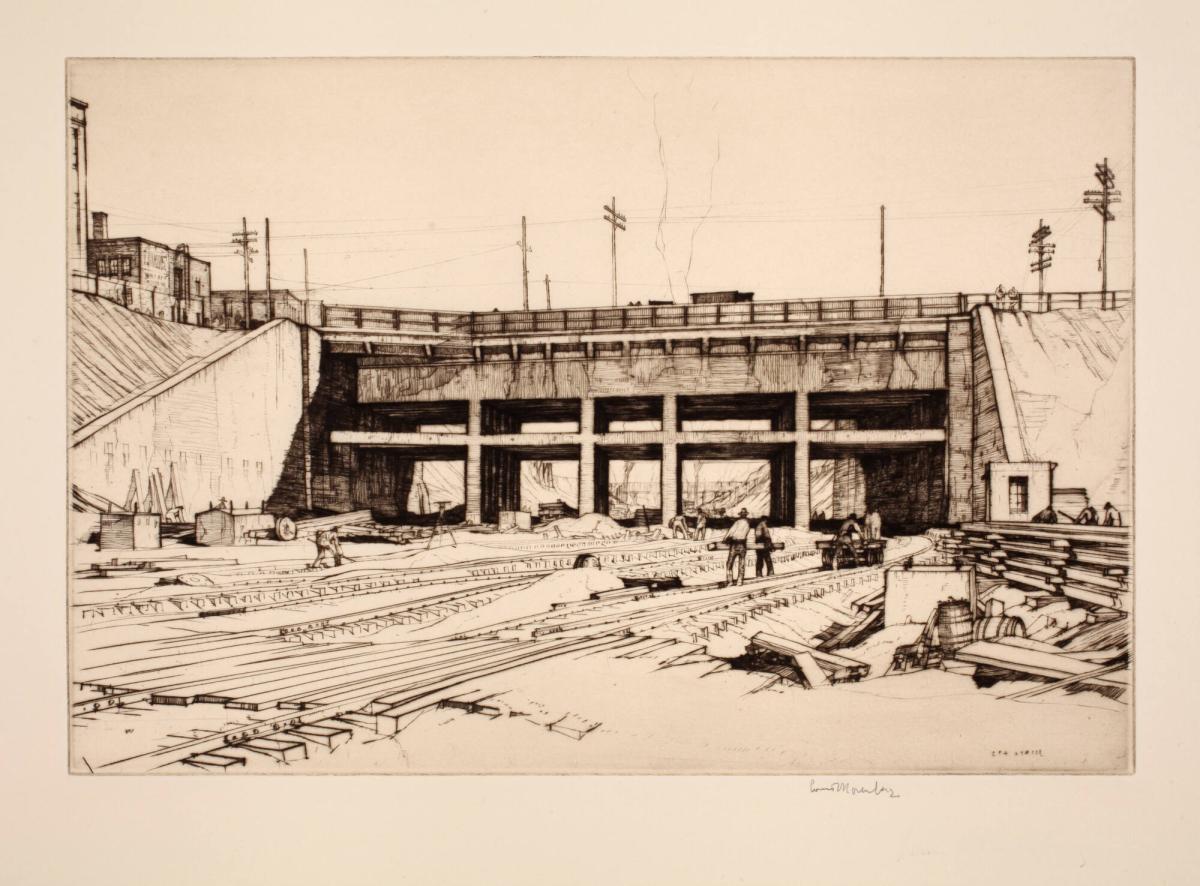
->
955, 640, 1129, 687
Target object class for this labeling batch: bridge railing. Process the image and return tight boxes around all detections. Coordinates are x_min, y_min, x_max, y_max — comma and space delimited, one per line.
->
315, 289, 1131, 336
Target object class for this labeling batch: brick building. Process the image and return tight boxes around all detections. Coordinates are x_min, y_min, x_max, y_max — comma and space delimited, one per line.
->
87, 213, 212, 325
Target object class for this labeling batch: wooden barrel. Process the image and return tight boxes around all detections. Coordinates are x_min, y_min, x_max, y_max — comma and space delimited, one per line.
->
973, 615, 1026, 642
936, 600, 974, 653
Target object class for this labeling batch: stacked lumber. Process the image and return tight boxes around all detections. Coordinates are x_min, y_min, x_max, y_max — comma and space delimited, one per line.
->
291, 510, 373, 539
950, 522, 1130, 614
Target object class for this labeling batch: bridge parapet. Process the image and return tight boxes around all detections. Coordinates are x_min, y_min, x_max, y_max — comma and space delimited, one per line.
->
315, 290, 1130, 340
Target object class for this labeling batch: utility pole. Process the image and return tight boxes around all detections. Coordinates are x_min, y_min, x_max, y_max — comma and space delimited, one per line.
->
1028, 219, 1055, 306
1083, 158, 1120, 301
879, 204, 886, 297
544, 273, 551, 309
264, 217, 273, 321
519, 216, 531, 310
303, 247, 310, 301
231, 217, 258, 329
603, 197, 626, 307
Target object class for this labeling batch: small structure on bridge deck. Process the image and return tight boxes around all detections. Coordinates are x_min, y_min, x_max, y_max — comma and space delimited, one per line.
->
689, 290, 754, 304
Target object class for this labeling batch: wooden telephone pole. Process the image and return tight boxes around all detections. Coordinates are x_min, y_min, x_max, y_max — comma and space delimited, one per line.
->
264, 217, 273, 321
1029, 219, 1055, 304
519, 216, 531, 310
603, 197, 626, 307
879, 204, 886, 297
1083, 158, 1120, 300
231, 217, 258, 329
544, 273, 551, 309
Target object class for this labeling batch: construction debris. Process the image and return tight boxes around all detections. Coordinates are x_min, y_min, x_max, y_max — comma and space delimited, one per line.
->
738, 632, 870, 688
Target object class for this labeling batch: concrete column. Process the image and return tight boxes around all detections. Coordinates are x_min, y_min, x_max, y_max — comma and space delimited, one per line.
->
946, 316, 974, 524
660, 394, 678, 525
465, 399, 482, 524
794, 392, 810, 527
578, 397, 595, 515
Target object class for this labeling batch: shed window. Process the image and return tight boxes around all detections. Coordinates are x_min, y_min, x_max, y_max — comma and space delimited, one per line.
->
1008, 476, 1029, 514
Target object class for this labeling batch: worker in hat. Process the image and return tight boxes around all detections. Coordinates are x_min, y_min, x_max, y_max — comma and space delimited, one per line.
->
1102, 502, 1122, 527
723, 508, 752, 586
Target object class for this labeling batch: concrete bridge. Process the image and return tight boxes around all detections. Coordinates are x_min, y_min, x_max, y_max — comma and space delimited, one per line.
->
266, 290, 1129, 531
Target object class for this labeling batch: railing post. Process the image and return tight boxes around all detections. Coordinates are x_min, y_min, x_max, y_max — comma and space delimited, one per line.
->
320, 302, 328, 327
958, 292, 967, 314
716, 303, 722, 324
651, 305, 658, 327
883, 298, 890, 320
683, 304, 689, 325
916, 297, 923, 318
749, 302, 755, 324
354, 309, 363, 329
393, 310, 401, 330
1078, 292, 1084, 309
783, 301, 790, 323
817, 301, 823, 322
849, 300, 855, 321
433, 313, 440, 333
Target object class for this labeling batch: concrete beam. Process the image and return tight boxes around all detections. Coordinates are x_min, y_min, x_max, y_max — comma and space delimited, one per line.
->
807, 429, 946, 447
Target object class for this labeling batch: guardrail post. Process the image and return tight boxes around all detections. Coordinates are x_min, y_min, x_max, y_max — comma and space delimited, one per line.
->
817, 301, 823, 321
783, 301, 790, 323
651, 305, 658, 327
393, 310, 401, 330
916, 297, 924, 318
354, 309, 363, 329
958, 292, 968, 314
1078, 292, 1084, 309
433, 313, 440, 333
320, 302, 328, 327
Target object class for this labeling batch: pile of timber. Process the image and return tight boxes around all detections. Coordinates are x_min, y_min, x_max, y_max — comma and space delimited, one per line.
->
538, 500, 578, 521
811, 583, 886, 652
950, 522, 1130, 614
287, 510, 373, 541
743, 632, 870, 688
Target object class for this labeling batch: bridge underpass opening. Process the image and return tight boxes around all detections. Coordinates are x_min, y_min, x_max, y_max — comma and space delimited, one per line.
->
481, 444, 580, 524
593, 444, 662, 526
810, 442, 945, 534
678, 443, 795, 528
806, 390, 949, 534
350, 445, 466, 525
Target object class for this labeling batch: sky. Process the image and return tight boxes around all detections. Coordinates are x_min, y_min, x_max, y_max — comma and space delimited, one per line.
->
68, 58, 1133, 312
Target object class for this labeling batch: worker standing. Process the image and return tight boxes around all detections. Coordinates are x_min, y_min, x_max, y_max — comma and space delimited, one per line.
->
754, 518, 775, 578
1102, 502, 1122, 527
864, 506, 882, 542
694, 507, 708, 541
723, 509, 752, 586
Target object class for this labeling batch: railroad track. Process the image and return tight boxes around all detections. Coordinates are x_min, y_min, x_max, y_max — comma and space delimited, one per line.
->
81, 535, 930, 771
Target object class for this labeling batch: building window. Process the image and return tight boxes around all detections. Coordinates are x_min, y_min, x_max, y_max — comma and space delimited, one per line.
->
256, 461, 263, 476
1008, 476, 1029, 514
120, 256, 132, 277
97, 259, 108, 276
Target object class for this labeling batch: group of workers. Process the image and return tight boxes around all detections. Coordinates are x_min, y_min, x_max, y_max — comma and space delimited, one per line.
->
719, 509, 777, 586
668, 508, 709, 540
1032, 501, 1122, 526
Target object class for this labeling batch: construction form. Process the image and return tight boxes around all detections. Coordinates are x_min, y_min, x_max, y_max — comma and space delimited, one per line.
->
69, 286, 1133, 775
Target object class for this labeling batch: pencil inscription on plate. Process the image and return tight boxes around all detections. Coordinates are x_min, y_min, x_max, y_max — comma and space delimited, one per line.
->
66, 59, 1133, 774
